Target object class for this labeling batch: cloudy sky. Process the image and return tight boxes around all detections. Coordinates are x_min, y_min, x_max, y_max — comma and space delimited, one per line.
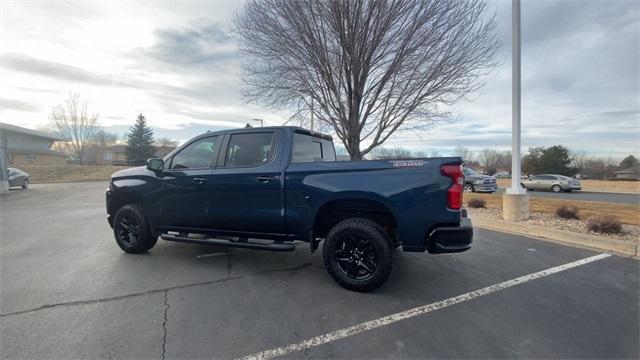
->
1, 0, 638, 157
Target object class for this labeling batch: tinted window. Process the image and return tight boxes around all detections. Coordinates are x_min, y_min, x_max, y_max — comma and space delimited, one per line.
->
292, 133, 336, 163
225, 133, 274, 167
463, 168, 477, 176
170, 136, 219, 169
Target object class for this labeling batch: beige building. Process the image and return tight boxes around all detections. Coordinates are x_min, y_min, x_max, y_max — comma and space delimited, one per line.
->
614, 167, 640, 180
9, 149, 67, 166
88, 145, 176, 165
0, 122, 65, 191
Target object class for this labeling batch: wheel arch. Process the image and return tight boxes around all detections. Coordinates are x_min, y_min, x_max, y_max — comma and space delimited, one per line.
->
311, 192, 399, 241
108, 191, 145, 226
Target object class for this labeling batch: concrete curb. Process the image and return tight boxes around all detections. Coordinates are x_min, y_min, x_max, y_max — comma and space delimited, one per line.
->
470, 215, 639, 258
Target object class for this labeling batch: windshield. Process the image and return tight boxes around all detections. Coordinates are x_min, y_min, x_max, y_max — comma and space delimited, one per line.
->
463, 167, 477, 176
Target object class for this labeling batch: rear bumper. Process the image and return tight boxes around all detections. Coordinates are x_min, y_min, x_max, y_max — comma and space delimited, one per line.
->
426, 218, 473, 254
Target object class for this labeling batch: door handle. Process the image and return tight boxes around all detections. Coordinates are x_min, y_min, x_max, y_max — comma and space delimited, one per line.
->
256, 176, 276, 183
192, 177, 207, 184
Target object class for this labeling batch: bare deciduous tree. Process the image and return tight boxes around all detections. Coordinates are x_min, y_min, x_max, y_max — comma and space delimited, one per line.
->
155, 137, 178, 157
94, 129, 118, 150
496, 150, 511, 172
49, 93, 100, 165
368, 146, 412, 159
234, 0, 498, 159
453, 146, 474, 162
479, 148, 499, 175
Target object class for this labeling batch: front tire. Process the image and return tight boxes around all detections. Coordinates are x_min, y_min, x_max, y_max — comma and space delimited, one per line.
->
22, 179, 29, 189
113, 204, 155, 253
323, 218, 393, 292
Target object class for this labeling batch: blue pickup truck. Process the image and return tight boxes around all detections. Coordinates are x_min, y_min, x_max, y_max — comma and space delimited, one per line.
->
106, 126, 472, 291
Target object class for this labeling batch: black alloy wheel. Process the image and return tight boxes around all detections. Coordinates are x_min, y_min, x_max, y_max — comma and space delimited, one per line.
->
333, 234, 378, 280
113, 204, 155, 253
323, 218, 393, 292
116, 214, 141, 246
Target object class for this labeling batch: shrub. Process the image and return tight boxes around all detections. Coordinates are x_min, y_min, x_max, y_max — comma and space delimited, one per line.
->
555, 204, 580, 220
467, 198, 486, 208
586, 215, 623, 235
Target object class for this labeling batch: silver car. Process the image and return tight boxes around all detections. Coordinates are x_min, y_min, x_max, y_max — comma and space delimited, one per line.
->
7, 168, 29, 189
521, 174, 581, 193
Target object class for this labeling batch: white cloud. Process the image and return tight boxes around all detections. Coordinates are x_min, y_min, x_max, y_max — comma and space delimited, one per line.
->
0, 0, 638, 158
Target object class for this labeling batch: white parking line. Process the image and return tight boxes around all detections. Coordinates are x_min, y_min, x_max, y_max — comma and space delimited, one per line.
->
238, 253, 611, 360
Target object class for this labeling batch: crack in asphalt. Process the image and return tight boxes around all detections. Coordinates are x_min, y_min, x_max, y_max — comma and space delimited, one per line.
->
161, 290, 169, 360
0, 262, 312, 318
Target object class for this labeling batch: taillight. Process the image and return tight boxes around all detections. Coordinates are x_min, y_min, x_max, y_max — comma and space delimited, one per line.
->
441, 164, 464, 210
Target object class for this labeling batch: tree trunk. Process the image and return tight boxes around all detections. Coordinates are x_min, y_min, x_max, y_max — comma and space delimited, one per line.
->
348, 140, 362, 160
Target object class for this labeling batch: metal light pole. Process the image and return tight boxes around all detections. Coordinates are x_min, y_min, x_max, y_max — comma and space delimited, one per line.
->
507, 0, 526, 195
503, 0, 529, 221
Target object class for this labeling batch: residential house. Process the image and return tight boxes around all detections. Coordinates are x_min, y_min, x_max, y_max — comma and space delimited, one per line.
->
614, 167, 640, 180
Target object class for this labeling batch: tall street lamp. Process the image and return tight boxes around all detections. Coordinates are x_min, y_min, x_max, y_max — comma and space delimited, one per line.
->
503, 0, 530, 221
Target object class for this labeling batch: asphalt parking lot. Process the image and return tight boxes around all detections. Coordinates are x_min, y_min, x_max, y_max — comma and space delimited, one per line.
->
1, 182, 638, 359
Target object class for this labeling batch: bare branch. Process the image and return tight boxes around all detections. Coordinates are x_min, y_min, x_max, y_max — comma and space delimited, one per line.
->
49, 93, 100, 165
234, 0, 499, 159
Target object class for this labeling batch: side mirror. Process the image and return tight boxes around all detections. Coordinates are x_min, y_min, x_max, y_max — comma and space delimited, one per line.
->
146, 158, 164, 171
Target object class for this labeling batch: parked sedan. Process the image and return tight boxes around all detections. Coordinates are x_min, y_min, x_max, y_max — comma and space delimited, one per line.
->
521, 174, 581, 193
7, 168, 29, 189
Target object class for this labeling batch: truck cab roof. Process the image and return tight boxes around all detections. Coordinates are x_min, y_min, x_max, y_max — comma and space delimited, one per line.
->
199, 126, 332, 141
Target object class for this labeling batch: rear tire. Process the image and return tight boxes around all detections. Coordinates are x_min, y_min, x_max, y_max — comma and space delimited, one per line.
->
146, 235, 159, 250
323, 218, 393, 292
551, 184, 562, 193
22, 179, 29, 189
463, 184, 474, 193
113, 204, 155, 253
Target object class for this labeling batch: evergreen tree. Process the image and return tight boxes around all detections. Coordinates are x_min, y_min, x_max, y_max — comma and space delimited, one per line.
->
619, 155, 639, 169
125, 113, 155, 165
522, 145, 577, 176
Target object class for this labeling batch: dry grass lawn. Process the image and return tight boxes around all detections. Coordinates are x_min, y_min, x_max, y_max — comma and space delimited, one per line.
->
20, 165, 130, 184
496, 179, 639, 194
465, 193, 640, 226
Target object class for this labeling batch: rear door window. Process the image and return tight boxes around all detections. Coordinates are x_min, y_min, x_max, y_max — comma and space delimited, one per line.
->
292, 133, 336, 163
225, 132, 275, 167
